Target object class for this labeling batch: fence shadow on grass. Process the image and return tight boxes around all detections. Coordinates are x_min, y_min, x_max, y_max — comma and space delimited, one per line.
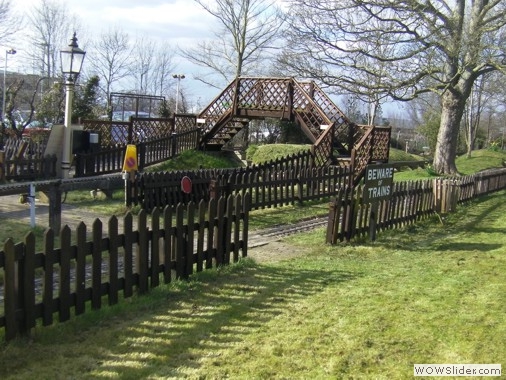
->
96, 264, 359, 378
0, 261, 359, 379
434, 243, 503, 252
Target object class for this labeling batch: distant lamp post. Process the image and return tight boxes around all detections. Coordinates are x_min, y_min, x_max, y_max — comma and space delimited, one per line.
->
2, 48, 17, 120
172, 74, 185, 113
60, 32, 86, 179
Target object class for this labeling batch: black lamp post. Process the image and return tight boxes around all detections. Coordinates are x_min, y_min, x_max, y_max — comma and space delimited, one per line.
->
60, 32, 86, 178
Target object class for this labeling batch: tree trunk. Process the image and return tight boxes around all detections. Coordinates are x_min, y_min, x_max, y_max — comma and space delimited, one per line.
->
433, 90, 467, 175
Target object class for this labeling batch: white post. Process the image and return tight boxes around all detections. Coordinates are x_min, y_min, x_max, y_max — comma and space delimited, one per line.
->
62, 79, 74, 179
175, 78, 180, 114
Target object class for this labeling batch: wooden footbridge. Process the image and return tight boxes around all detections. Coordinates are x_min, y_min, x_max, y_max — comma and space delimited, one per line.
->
198, 77, 391, 184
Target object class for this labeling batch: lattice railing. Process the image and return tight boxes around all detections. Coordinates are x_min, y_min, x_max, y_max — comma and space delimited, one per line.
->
237, 77, 291, 110
132, 118, 174, 143
197, 77, 390, 172
174, 114, 197, 132
299, 81, 354, 153
291, 80, 333, 141
83, 116, 190, 146
198, 81, 236, 135
371, 126, 391, 162
83, 119, 130, 146
350, 127, 374, 184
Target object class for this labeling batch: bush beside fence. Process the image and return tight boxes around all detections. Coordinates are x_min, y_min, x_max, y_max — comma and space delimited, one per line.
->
0, 193, 250, 342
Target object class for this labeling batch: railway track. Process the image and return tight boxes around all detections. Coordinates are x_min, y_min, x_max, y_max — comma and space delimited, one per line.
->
0, 215, 329, 304
249, 215, 328, 247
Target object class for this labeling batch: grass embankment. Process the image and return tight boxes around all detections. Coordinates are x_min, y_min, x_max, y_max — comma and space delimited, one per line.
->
247, 143, 311, 164
1, 190, 504, 379
393, 148, 506, 182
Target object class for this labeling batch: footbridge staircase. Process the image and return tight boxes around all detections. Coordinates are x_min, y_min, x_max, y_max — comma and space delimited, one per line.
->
198, 77, 391, 184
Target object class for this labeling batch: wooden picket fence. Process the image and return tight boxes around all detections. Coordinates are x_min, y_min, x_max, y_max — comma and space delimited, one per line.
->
0, 193, 250, 341
75, 128, 201, 177
134, 150, 352, 212
0, 137, 57, 181
327, 168, 506, 243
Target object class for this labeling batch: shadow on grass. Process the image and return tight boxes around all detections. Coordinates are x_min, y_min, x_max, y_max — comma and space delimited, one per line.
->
434, 243, 502, 252
372, 192, 506, 252
0, 261, 359, 378
97, 264, 358, 378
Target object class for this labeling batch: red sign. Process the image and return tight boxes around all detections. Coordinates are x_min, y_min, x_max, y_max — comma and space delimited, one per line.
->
181, 176, 192, 194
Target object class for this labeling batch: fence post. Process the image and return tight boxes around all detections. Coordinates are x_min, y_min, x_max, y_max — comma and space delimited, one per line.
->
3, 239, 19, 340
171, 132, 177, 157
326, 197, 338, 244
47, 181, 62, 232
138, 143, 146, 171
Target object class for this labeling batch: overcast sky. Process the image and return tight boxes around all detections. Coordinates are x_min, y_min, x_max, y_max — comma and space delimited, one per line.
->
6, 0, 224, 109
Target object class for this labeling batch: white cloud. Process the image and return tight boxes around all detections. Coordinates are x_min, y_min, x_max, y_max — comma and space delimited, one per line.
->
11, 0, 215, 44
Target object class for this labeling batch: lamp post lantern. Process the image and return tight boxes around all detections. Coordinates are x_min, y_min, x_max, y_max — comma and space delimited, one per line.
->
172, 74, 185, 114
2, 48, 17, 120
60, 32, 86, 179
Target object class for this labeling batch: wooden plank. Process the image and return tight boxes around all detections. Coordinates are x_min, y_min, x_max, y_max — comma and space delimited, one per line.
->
233, 194, 241, 262
59, 226, 72, 322
3, 239, 18, 340
123, 212, 134, 298
136, 210, 148, 293
150, 208, 160, 288
196, 200, 206, 272
175, 203, 185, 279
108, 216, 119, 305
75, 223, 87, 315
241, 192, 250, 258
215, 197, 226, 266
162, 206, 173, 284
42, 229, 54, 326
91, 219, 103, 310
223, 195, 233, 264
206, 198, 216, 269
23, 233, 36, 332
185, 202, 195, 277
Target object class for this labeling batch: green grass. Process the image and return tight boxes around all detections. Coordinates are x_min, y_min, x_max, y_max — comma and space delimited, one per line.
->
388, 147, 426, 162
1, 190, 504, 379
248, 200, 329, 230
455, 149, 506, 175
247, 143, 311, 164
146, 149, 240, 172
394, 148, 506, 182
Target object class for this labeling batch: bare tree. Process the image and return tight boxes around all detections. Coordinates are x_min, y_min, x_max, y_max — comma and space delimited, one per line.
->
131, 36, 156, 95
2, 77, 48, 139
280, 0, 506, 175
27, 0, 80, 80
0, 0, 22, 44
89, 27, 132, 109
151, 43, 176, 98
462, 75, 490, 157
179, 0, 283, 88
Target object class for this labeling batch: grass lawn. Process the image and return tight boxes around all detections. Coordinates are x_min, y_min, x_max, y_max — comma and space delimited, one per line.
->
1, 190, 504, 379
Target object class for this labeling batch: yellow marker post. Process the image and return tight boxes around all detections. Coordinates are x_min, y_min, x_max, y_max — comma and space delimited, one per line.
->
122, 144, 138, 172
122, 144, 138, 207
